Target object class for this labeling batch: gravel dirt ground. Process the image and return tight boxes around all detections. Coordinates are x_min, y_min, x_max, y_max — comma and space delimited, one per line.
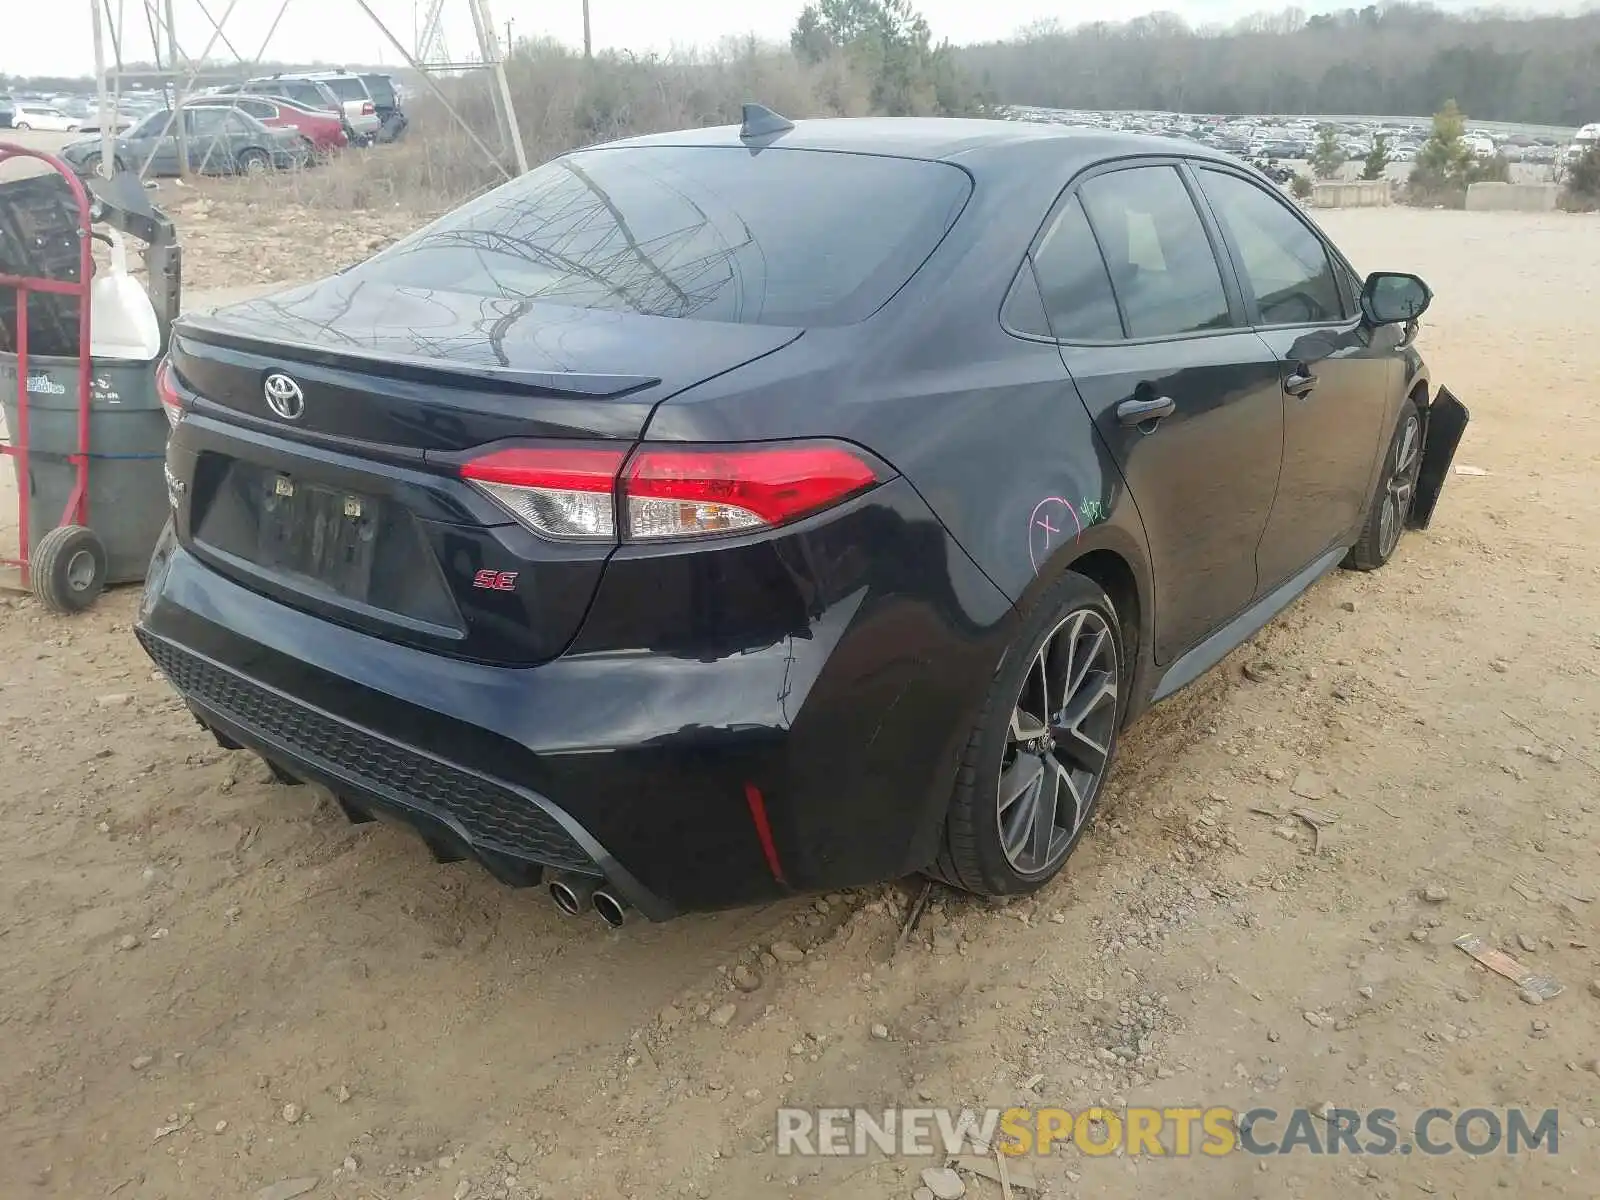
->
2, 201, 1598, 1200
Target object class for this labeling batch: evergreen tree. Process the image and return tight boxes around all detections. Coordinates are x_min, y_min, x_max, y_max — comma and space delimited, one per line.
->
1310, 124, 1347, 180
791, 0, 979, 116
1361, 133, 1391, 181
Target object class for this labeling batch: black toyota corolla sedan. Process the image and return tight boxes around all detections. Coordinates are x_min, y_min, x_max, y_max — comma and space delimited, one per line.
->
137, 110, 1467, 924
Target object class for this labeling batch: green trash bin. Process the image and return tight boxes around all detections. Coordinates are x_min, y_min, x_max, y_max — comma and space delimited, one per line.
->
1, 349, 169, 587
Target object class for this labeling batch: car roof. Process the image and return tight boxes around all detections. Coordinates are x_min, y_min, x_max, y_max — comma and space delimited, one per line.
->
598, 117, 1238, 177
247, 75, 328, 88
283, 71, 368, 85
198, 92, 309, 108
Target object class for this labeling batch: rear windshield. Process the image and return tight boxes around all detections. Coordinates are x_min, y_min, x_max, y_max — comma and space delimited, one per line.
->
319, 77, 369, 102
362, 75, 396, 105
349, 146, 972, 327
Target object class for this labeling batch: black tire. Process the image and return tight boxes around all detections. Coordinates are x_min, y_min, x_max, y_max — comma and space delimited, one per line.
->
31, 525, 108, 614
929, 570, 1125, 897
14, 122, 31, 132
1343, 398, 1422, 572
238, 148, 271, 175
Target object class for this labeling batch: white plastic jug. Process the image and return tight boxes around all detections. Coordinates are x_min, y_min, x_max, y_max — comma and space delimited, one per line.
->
89, 228, 162, 362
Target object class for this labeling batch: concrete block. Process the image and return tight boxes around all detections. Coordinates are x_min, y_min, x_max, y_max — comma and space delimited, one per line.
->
1465, 182, 1559, 212
1310, 180, 1393, 208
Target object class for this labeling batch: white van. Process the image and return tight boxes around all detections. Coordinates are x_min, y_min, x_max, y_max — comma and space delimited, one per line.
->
1565, 123, 1599, 163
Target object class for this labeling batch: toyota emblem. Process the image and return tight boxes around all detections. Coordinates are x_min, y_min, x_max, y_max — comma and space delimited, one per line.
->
263, 372, 305, 420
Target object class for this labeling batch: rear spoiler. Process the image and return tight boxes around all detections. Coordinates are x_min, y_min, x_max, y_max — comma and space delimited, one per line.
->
175, 315, 662, 401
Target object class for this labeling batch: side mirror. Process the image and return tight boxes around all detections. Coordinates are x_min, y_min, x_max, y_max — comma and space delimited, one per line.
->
1361, 272, 1433, 326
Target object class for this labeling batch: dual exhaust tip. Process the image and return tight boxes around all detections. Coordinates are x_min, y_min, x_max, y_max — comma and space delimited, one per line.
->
549, 873, 629, 928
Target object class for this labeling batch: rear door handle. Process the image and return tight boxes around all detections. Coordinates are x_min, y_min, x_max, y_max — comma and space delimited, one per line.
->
1116, 394, 1177, 427
1284, 371, 1319, 397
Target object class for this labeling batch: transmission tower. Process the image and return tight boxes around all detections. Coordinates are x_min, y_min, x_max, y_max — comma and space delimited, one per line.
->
89, 0, 529, 179
415, 0, 451, 64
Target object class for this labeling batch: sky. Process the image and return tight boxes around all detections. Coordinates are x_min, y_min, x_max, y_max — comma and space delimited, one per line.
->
2, 0, 1579, 80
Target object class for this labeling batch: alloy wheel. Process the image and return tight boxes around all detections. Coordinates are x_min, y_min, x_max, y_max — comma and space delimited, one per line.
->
1378, 412, 1422, 560
996, 608, 1119, 876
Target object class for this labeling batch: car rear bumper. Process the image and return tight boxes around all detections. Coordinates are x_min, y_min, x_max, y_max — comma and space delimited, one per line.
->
134, 486, 1013, 916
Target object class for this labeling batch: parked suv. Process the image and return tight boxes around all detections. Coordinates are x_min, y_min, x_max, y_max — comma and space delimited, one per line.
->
11, 104, 82, 132
360, 72, 407, 142
279, 71, 381, 144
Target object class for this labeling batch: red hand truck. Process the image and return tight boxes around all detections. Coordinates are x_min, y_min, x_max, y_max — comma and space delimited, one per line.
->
0, 144, 108, 613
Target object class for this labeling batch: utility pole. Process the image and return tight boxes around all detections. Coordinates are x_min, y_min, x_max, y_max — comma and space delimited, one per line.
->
164, 0, 189, 177
466, 0, 528, 173
505, 18, 513, 52
90, 0, 115, 178
582, 0, 592, 58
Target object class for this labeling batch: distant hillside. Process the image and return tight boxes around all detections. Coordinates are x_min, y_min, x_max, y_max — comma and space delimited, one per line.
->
956, 4, 1600, 126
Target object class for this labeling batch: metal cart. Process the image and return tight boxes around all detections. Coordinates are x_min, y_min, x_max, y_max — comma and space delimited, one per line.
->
0, 145, 181, 613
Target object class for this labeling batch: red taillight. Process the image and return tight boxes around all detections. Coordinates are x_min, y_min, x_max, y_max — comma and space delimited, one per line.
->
362, 101, 375, 116
624, 445, 881, 540
155, 357, 184, 428
458, 441, 883, 543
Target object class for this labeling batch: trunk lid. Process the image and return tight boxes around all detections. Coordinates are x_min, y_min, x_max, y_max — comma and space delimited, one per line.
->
166, 279, 802, 665
172, 277, 801, 448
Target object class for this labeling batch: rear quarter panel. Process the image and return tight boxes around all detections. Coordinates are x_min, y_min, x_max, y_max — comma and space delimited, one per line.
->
642, 160, 1156, 705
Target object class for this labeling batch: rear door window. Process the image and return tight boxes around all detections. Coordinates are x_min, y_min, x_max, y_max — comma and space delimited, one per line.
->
362, 76, 396, 106
1078, 165, 1234, 339
1197, 169, 1346, 325
127, 112, 169, 140
185, 107, 230, 136
352, 146, 973, 327
320, 76, 370, 103
1029, 195, 1124, 340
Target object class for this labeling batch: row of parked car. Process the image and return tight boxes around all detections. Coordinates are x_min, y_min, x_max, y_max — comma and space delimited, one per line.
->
7, 70, 407, 180
203, 70, 408, 147
1002, 105, 1588, 168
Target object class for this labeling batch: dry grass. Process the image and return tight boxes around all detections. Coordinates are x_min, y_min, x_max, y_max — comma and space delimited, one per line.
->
236, 136, 500, 214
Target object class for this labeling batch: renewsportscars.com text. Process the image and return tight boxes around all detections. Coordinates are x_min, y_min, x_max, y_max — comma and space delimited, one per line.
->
775, 1105, 1560, 1158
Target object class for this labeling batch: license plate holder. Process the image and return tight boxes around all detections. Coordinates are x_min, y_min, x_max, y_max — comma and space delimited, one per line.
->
257, 475, 381, 601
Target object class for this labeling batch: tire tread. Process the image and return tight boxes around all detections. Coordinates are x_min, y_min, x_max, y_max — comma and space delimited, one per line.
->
31, 525, 107, 614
